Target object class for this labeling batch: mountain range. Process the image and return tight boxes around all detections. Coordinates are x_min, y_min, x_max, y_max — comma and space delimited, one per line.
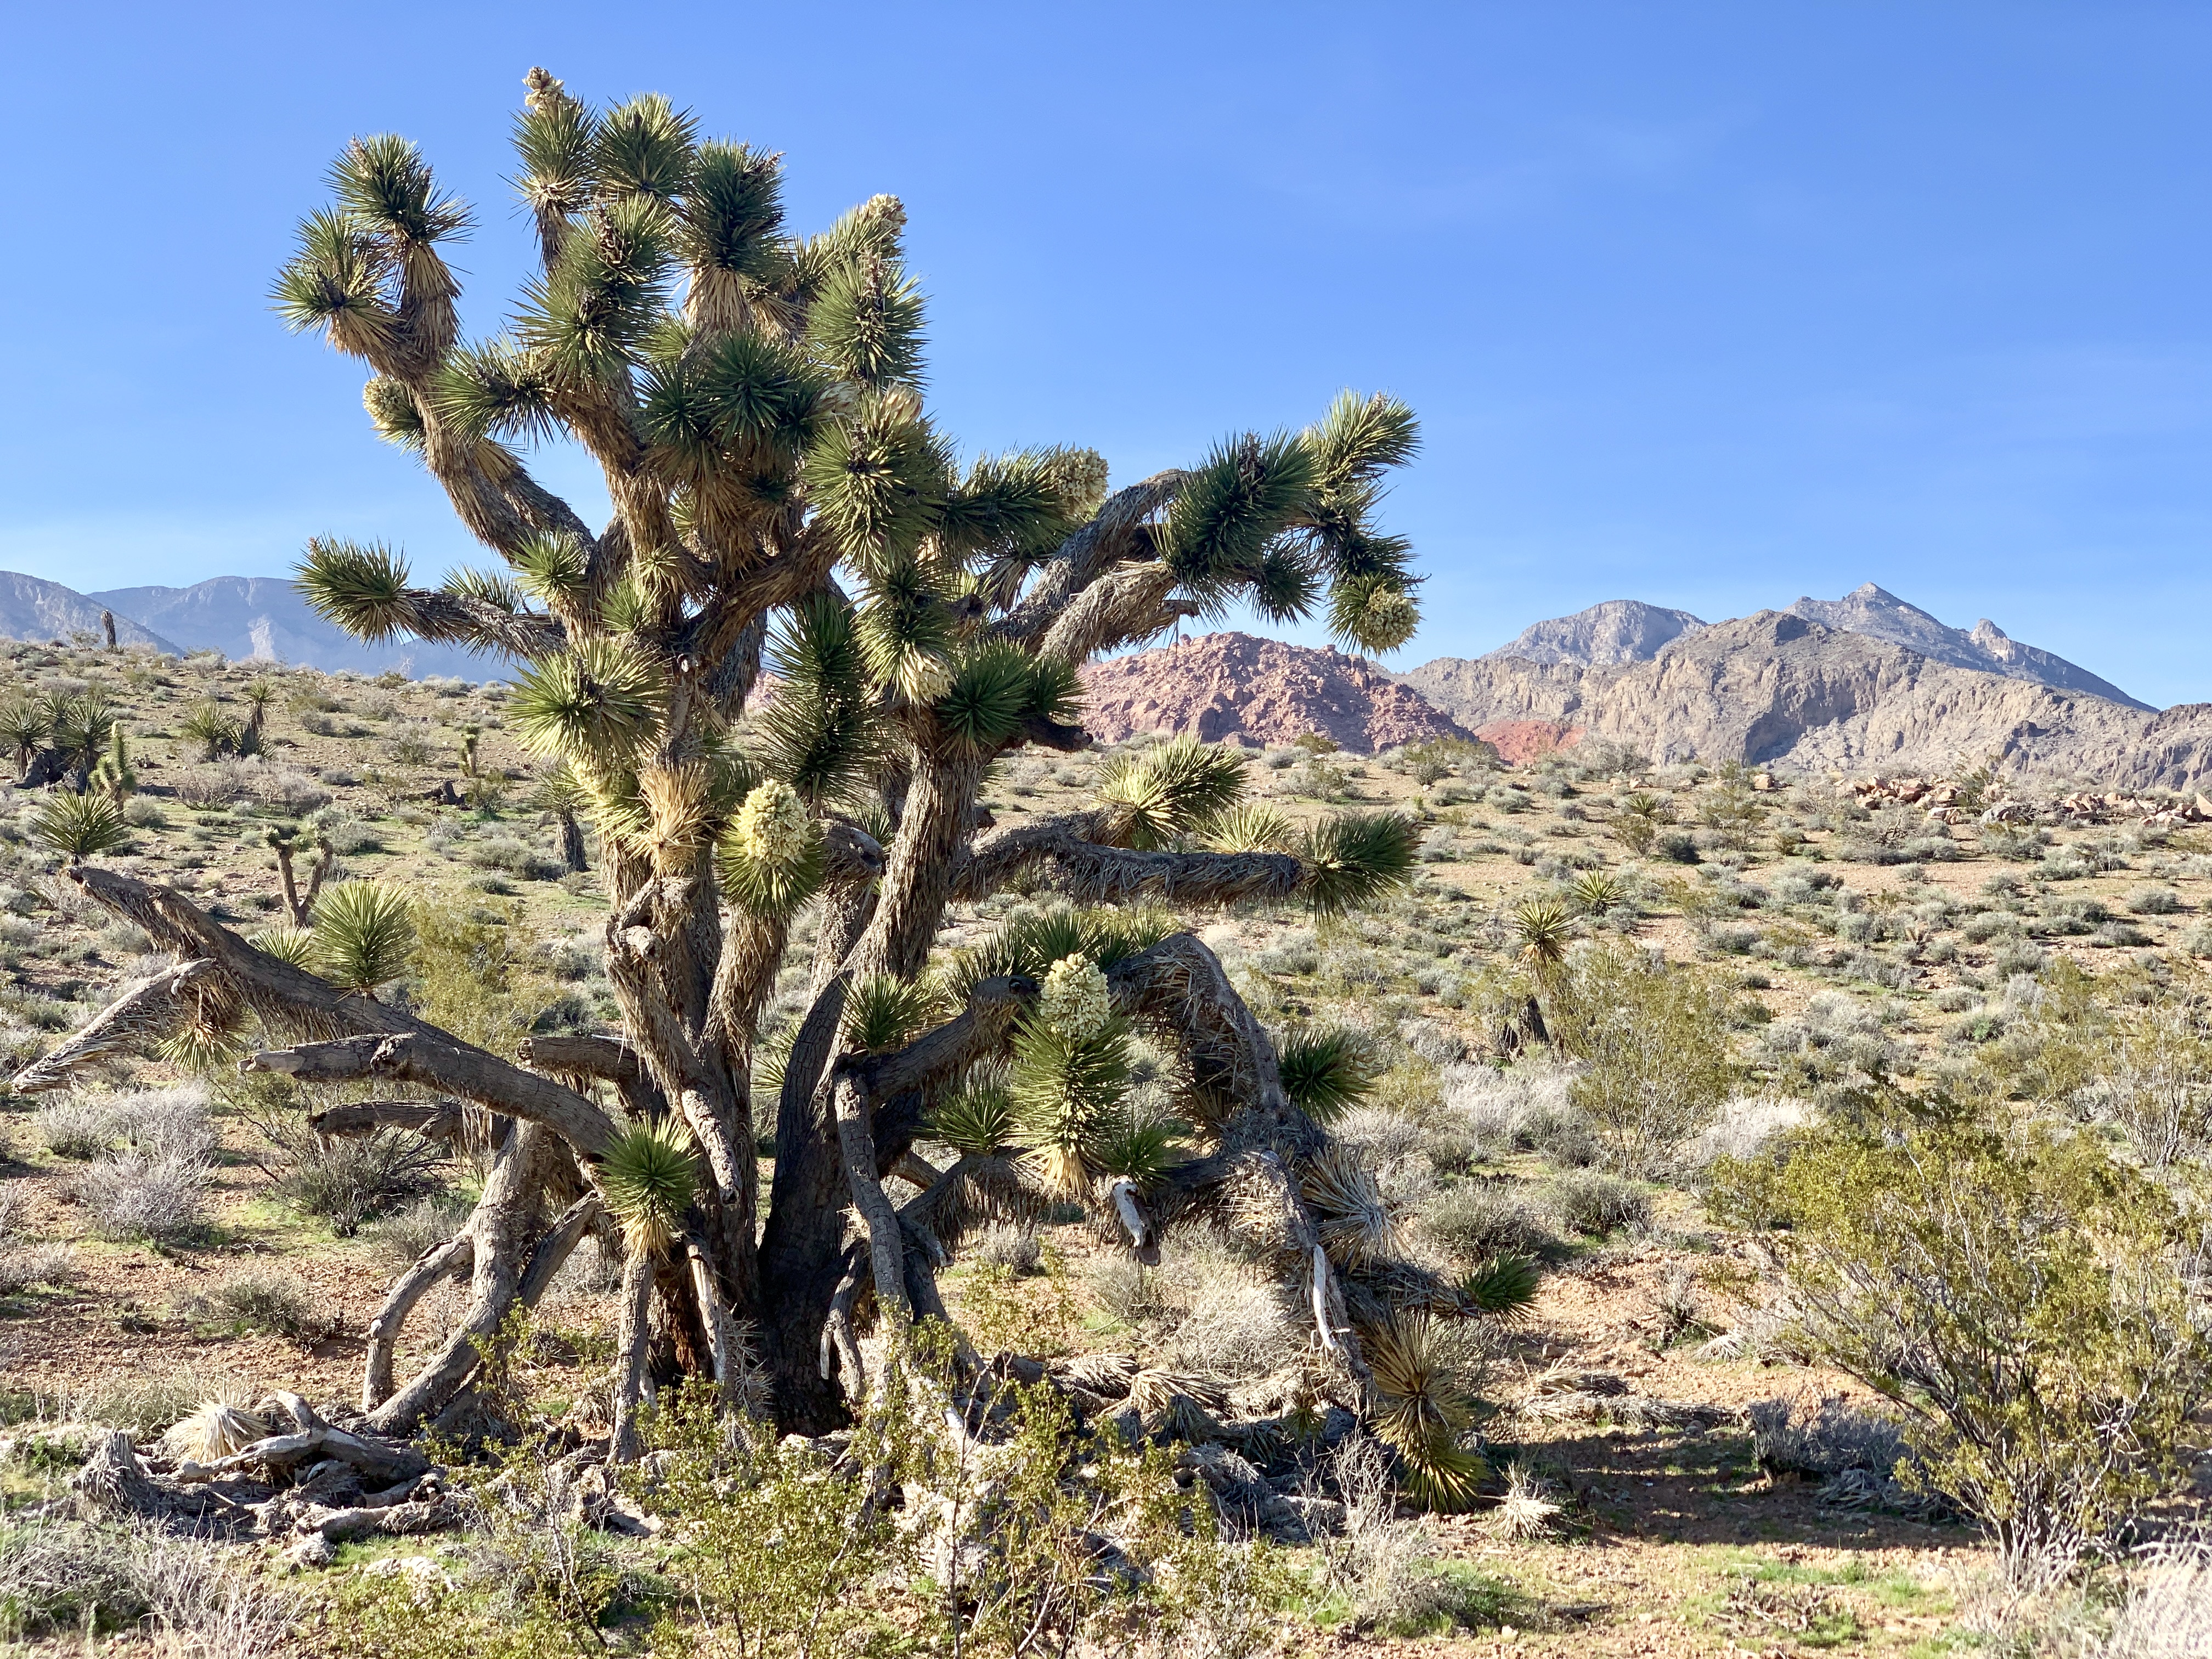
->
0, 563, 2203, 787
0, 571, 493, 678
1093, 586, 2212, 790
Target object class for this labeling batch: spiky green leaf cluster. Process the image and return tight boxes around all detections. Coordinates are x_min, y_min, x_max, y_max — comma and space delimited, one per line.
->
753, 596, 879, 807
1363, 1311, 1489, 1512
311, 882, 417, 998
600, 1114, 699, 1256
31, 789, 128, 860
1277, 1028, 1378, 1122
939, 904, 1175, 1005
927, 1074, 1018, 1157
842, 974, 944, 1056
1299, 812, 1419, 915
509, 637, 665, 763
1008, 1012, 1134, 1194
1096, 736, 1249, 850
933, 642, 1080, 754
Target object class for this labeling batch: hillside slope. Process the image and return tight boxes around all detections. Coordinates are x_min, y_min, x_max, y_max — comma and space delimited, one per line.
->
0, 572, 178, 651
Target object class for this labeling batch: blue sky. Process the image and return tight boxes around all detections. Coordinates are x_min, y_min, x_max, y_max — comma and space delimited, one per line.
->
4, 3, 2209, 703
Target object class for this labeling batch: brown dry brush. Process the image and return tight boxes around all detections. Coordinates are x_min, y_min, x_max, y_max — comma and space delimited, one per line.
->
14, 68, 1529, 1505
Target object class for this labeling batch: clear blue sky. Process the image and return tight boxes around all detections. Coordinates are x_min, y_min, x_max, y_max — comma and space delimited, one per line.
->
4, 3, 2208, 703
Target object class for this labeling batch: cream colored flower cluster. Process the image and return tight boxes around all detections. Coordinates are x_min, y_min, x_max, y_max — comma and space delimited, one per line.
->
1040, 952, 1113, 1042
732, 778, 812, 867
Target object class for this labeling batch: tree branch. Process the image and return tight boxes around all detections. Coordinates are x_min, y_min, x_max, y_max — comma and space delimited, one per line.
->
247, 1033, 618, 1156
6, 958, 216, 1094
307, 1099, 471, 1143
952, 820, 1304, 907
998, 472, 1184, 648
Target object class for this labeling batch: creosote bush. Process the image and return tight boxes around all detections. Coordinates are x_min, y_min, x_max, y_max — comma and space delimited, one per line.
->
1717, 1115, 2212, 1580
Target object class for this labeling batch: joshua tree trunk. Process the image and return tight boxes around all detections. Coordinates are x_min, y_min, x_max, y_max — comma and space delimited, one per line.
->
101, 611, 116, 650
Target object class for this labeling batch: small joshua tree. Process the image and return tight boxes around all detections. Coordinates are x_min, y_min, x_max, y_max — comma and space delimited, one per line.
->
30, 70, 1526, 1499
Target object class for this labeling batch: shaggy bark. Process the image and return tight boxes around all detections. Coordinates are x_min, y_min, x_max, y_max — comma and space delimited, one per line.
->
6, 957, 218, 1094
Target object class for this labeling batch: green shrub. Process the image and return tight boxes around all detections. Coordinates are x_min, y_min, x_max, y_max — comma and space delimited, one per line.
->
1549, 946, 1740, 1175
1545, 1169, 1652, 1237
1715, 1117, 2212, 1581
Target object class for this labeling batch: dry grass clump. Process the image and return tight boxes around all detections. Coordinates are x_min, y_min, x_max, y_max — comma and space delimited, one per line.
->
1415, 1182, 1554, 1262
160, 1399, 268, 1464
1544, 1169, 1652, 1237
71, 1364, 255, 1438
182, 1269, 323, 1339
0, 1520, 298, 1651
69, 1150, 207, 1244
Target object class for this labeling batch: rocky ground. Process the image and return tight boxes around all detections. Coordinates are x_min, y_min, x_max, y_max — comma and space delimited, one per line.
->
1, 636, 2208, 1652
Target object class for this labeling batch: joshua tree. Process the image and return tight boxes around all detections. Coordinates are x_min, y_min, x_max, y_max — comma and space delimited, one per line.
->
241, 676, 277, 752
32, 70, 1517, 1498
532, 759, 592, 872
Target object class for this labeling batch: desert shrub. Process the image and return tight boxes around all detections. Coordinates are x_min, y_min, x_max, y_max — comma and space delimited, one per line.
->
466, 836, 566, 881
386, 723, 435, 765
188, 1269, 319, 1339
969, 1224, 1042, 1274
1679, 1093, 1812, 1170
1311, 1436, 1525, 1635
370, 1192, 476, 1265
72, 1365, 249, 1437
1416, 1183, 1554, 1262
2067, 1002, 2212, 1168
1544, 1169, 1651, 1236
2125, 884, 2183, 916
120, 794, 166, 828
1716, 1116, 2212, 1580
249, 766, 331, 815
1549, 946, 1739, 1174
0, 1520, 296, 1648
69, 1151, 207, 1244
410, 901, 558, 1053
1652, 827, 1699, 864
34, 1097, 111, 1160
104, 1086, 216, 1161
1150, 1227, 1300, 1382
171, 761, 250, 807
279, 1132, 445, 1237
0, 1523, 150, 1637
2184, 922, 2212, 958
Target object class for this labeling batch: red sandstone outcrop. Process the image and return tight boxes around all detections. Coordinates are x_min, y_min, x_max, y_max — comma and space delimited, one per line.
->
1077, 633, 1472, 754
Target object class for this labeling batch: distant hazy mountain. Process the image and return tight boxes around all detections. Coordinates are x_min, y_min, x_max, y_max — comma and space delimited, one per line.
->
1482, 600, 1708, 666
87, 577, 494, 679
1786, 583, 2149, 710
0, 572, 179, 652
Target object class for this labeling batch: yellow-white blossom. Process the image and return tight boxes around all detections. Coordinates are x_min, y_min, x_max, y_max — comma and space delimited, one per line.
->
1040, 953, 1112, 1042
732, 779, 812, 867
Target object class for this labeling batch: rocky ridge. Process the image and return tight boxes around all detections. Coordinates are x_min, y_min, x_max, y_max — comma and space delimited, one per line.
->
1077, 631, 1473, 752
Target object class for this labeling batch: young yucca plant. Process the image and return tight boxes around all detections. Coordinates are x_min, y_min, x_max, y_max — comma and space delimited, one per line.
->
1511, 895, 1573, 977
31, 788, 128, 860
310, 882, 417, 998
48, 691, 116, 788
1567, 870, 1623, 917
600, 1115, 699, 1256
1277, 1027, 1378, 1123
179, 701, 241, 762
1096, 736, 1250, 849
0, 693, 49, 777
1300, 812, 1419, 915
